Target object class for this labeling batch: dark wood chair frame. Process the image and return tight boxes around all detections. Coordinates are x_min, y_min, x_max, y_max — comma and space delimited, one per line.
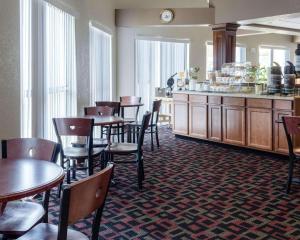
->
52, 118, 97, 184
104, 112, 151, 190
282, 116, 300, 194
120, 96, 142, 121
18, 164, 114, 240
129, 100, 161, 151
95, 101, 124, 142
0, 138, 61, 239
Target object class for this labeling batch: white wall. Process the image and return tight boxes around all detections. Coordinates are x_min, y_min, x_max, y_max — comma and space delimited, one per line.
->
117, 26, 297, 97
0, 0, 115, 139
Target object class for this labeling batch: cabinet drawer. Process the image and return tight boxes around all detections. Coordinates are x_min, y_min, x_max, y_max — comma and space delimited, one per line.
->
189, 94, 207, 104
208, 96, 222, 105
274, 100, 293, 110
247, 98, 272, 108
223, 97, 245, 107
173, 93, 188, 102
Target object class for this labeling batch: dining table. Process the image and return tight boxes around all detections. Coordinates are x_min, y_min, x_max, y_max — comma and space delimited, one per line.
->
0, 158, 64, 216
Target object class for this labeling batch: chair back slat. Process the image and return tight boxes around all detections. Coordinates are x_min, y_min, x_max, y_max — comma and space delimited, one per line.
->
151, 100, 162, 125
84, 106, 114, 117
137, 112, 152, 150
53, 118, 94, 137
95, 101, 121, 116
1, 138, 60, 162
62, 164, 114, 225
120, 96, 141, 105
283, 116, 300, 135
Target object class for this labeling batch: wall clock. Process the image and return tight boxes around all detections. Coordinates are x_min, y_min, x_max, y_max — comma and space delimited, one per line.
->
160, 9, 175, 23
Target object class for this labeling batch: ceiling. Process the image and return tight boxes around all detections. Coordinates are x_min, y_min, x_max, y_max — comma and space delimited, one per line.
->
114, 0, 209, 9
239, 13, 300, 36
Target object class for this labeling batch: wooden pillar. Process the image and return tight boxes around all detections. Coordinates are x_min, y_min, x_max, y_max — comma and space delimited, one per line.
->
212, 23, 240, 70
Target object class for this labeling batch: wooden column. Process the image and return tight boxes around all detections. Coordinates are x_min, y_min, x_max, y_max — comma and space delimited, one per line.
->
212, 23, 239, 70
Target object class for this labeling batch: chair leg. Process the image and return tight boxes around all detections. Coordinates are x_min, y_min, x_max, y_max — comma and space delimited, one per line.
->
72, 159, 77, 180
137, 154, 143, 190
66, 159, 71, 184
155, 126, 160, 148
151, 127, 154, 151
117, 124, 120, 143
287, 157, 295, 194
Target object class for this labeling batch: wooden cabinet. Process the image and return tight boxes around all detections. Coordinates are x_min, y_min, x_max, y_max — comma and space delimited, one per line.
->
189, 95, 207, 139
247, 107, 273, 151
273, 110, 292, 154
223, 106, 245, 146
173, 94, 189, 135
173, 93, 296, 155
208, 103, 222, 141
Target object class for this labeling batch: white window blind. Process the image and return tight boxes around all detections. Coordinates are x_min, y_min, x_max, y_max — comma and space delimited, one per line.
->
20, 0, 77, 140
20, 0, 32, 138
89, 24, 112, 104
135, 39, 189, 115
44, 2, 77, 140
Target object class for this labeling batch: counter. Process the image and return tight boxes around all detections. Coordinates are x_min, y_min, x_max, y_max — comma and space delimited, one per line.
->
172, 91, 300, 154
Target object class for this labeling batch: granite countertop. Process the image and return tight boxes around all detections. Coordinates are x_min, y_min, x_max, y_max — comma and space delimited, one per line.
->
173, 90, 298, 101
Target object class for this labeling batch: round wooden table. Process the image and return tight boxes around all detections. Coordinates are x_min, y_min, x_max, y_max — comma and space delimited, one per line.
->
0, 158, 64, 204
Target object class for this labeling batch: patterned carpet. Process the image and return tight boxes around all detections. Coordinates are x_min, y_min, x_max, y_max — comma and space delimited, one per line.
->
48, 127, 300, 240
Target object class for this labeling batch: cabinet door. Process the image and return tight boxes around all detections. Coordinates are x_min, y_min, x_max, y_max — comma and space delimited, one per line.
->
189, 103, 207, 139
274, 110, 292, 154
173, 101, 188, 135
223, 106, 245, 146
208, 105, 222, 141
247, 108, 273, 150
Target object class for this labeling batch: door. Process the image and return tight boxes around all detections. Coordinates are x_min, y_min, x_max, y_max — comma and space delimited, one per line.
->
223, 106, 245, 146
189, 102, 207, 139
208, 105, 222, 141
247, 108, 273, 150
173, 94, 188, 135
274, 110, 292, 154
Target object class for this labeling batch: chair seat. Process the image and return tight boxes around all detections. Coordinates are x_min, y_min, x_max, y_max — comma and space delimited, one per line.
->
18, 223, 88, 240
123, 118, 136, 123
63, 147, 103, 159
72, 138, 108, 148
0, 201, 45, 236
105, 143, 138, 154
128, 121, 156, 127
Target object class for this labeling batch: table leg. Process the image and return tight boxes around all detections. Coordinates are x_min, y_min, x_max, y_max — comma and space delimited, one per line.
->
0, 202, 7, 216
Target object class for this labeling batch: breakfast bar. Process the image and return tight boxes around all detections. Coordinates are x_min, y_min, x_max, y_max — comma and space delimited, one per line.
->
173, 91, 300, 154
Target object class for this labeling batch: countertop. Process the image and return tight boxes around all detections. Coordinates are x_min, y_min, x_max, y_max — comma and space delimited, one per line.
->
173, 90, 298, 101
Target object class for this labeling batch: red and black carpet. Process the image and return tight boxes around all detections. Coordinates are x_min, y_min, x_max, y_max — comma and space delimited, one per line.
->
48, 127, 300, 239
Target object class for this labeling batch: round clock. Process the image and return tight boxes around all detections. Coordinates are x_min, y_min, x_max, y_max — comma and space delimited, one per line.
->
160, 9, 174, 23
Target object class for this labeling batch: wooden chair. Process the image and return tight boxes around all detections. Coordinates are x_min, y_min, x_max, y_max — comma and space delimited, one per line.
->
129, 100, 162, 151
104, 112, 151, 190
71, 106, 114, 148
18, 164, 114, 240
95, 101, 123, 142
120, 96, 142, 122
0, 138, 60, 239
282, 116, 300, 193
53, 118, 103, 184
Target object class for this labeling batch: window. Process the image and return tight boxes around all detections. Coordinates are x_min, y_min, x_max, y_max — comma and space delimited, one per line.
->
259, 46, 290, 71
20, 0, 77, 140
44, 2, 77, 140
89, 24, 112, 104
20, 0, 32, 137
206, 42, 247, 74
135, 39, 189, 113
